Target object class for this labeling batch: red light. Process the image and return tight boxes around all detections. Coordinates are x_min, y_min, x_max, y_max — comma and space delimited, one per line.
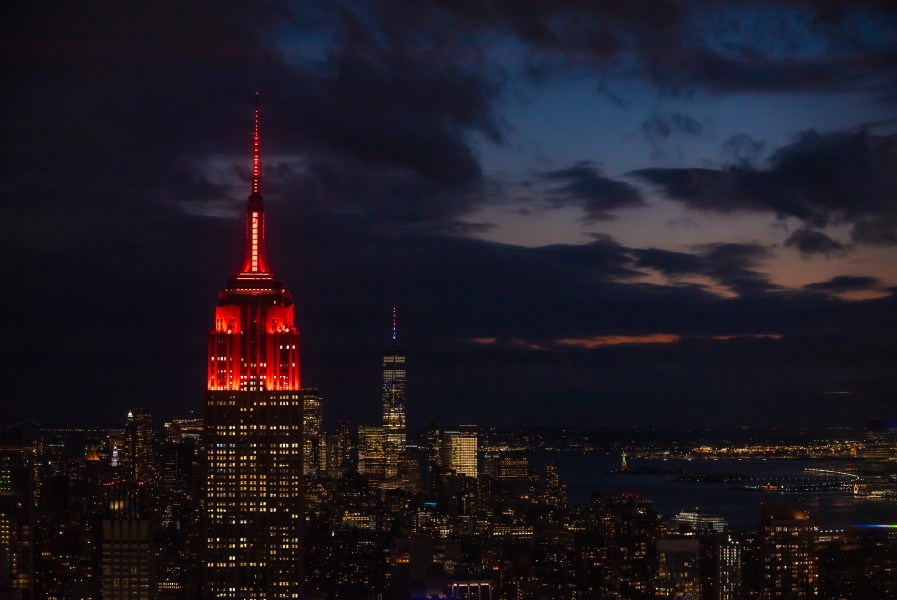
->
207, 95, 300, 392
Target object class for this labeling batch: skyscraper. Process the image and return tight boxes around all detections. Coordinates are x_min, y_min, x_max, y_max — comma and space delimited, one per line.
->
324, 420, 354, 479
0, 426, 35, 600
204, 96, 303, 599
302, 388, 323, 479
442, 425, 478, 478
760, 504, 818, 599
357, 425, 386, 481
714, 534, 743, 600
382, 308, 406, 481
655, 538, 701, 598
121, 409, 155, 484
101, 482, 156, 600
426, 422, 442, 492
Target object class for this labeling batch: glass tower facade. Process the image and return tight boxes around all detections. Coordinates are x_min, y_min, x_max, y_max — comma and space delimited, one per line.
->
443, 425, 478, 478
381, 310, 406, 481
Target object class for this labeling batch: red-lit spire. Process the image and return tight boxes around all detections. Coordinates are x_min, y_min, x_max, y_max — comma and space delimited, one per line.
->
239, 92, 271, 278
210, 95, 301, 393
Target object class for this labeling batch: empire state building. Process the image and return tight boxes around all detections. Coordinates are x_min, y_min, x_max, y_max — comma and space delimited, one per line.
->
204, 96, 303, 598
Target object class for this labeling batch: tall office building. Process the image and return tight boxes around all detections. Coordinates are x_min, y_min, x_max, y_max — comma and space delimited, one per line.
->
604, 494, 660, 597
0, 426, 35, 600
324, 420, 354, 479
655, 538, 701, 598
101, 482, 156, 600
204, 96, 304, 599
122, 409, 155, 484
714, 534, 742, 600
382, 308, 406, 481
357, 426, 386, 481
426, 422, 442, 489
760, 504, 818, 599
302, 388, 323, 479
442, 426, 478, 478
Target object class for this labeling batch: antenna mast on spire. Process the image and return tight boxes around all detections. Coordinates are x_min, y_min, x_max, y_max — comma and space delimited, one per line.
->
392, 307, 397, 341
251, 92, 261, 196
237, 93, 271, 277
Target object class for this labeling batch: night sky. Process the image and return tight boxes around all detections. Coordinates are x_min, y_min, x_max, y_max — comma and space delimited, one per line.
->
3, 1, 896, 428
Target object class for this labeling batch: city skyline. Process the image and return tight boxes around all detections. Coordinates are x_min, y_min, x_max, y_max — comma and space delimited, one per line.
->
2, 2, 897, 428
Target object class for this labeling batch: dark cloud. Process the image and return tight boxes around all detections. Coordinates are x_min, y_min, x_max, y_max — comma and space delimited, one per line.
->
641, 112, 708, 160
630, 167, 784, 215
634, 243, 777, 295
1, 0, 506, 255
371, 0, 897, 96
721, 133, 766, 165
538, 161, 645, 222
275, 31, 501, 189
0, 1, 895, 428
267, 154, 485, 231
3, 195, 896, 427
446, 221, 497, 235
641, 112, 705, 142
418, 1, 684, 61
784, 227, 848, 257
804, 275, 882, 293
644, 48, 897, 95
632, 130, 897, 245
852, 216, 897, 245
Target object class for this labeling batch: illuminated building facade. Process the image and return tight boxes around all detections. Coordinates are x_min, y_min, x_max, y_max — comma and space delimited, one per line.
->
0, 429, 35, 600
655, 538, 701, 598
483, 451, 528, 481
761, 504, 818, 599
543, 463, 566, 512
164, 418, 203, 445
302, 388, 323, 478
382, 308, 406, 481
358, 426, 386, 480
204, 96, 303, 599
442, 426, 478, 478
865, 419, 897, 461
715, 534, 743, 600
601, 494, 661, 597
426, 422, 442, 490
122, 409, 155, 484
671, 509, 728, 534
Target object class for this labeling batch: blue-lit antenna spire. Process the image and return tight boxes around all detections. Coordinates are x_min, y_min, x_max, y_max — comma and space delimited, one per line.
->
392, 307, 397, 341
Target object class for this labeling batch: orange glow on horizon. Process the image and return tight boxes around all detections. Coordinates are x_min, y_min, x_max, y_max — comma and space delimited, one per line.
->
557, 334, 681, 348
707, 333, 784, 341
548, 332, 785, 349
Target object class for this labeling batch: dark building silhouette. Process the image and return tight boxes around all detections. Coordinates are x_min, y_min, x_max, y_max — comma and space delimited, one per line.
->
122, 409, 156, 485
0, 425, 36, 600
101, 482, 156, 600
